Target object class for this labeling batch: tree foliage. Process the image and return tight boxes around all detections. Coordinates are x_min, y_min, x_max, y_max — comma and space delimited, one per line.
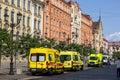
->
112, 52, 120, 59
18, 34, 40, 57
0, 28, 10, 56
0, 28, 97, 58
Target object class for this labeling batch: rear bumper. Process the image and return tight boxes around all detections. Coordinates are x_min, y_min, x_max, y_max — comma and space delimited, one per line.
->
29, 68, 48, 73
88, 62, 99, 67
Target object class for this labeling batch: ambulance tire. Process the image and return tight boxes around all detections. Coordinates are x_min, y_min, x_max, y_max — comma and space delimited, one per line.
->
48, 68, 53, 75
77, 66, 80, 71
80, 65, 84, 71
31, 72, 36, 75
61, 67, 64, 74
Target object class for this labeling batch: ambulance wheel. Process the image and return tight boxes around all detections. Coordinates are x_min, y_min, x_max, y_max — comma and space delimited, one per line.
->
31, 72, 36, 75
80, 65, 83, 70
61, 67, 64, 74
48, 69, 53, 75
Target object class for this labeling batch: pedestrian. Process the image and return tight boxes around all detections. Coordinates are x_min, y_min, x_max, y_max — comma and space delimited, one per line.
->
115, 57, 120, 77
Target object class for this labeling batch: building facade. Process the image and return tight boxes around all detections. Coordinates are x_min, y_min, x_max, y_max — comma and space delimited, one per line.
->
102, 38, 109, 54
108, 42, 120, 58
93, 17, 103, 53
81, 13, 93, 46
43, 0, 71, 43
70, 1, 81, 44
0, 0, 44, 39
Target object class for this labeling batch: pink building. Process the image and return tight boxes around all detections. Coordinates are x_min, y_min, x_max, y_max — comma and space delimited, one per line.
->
102, 38, 109, 54
108, 42, 120, 58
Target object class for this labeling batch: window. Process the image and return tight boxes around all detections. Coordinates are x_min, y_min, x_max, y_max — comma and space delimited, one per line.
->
16, 13, 21, 24
4, 0, 8, 2
23, 15, 25, 26
34, 4, 37, 14
28, 0, 30, 11
23, 0, 25, 9
17, 0, 20, 7
0, 8, 1, 19
59, 32, 61, 38
38, 21, 40, 30
48, 54, 52, 61
4, 9, 8, 21
11, 11, 14, 22
46, 4, 48, 11
31, 54, 37, 62
46, 16, 48, 24
61, 55, 71, 61
34, 19, 36, 29
56, 55, 60, 61
4, 9, 8, 15
39, 55, 45, 61
27, 17, 30, 27
31, 53, 45, 62
11, 0, 14, 5
73, 55, 78, 61
45, 28, 48, 36
90, 57, 98, 60
38, 6, 40, 16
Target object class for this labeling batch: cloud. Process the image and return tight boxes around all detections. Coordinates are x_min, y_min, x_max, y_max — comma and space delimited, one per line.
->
105, 32, 120, 42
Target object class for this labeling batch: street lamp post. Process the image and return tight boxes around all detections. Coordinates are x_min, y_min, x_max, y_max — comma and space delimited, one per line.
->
4, 12, 22, 75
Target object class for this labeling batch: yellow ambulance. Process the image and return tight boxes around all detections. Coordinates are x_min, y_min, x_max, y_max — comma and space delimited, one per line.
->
88, 53, 103, 67
60, 51, 81, 71
28, 47, 64, 75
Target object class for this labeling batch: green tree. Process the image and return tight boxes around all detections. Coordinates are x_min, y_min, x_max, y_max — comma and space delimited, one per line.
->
54, 41, 67, 51
42, 38, 56, 48
19, 34, 40, 58
112, 52, 120, 59
0, 28, 10, 67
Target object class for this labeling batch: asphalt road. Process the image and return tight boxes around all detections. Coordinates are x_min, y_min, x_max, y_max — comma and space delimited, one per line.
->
28, 65, 117, 80
0, 61, 119, 80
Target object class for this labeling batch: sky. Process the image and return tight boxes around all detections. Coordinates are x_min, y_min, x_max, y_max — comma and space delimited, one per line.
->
74, 0, 120, 42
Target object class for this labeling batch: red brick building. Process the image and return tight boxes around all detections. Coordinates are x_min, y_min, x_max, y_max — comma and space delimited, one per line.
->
43, 0, 71, 43
81, 13, 93, 46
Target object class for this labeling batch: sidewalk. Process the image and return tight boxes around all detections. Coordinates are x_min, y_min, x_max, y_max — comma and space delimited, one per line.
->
0, 70, 40, 80
0, 60, 30, 80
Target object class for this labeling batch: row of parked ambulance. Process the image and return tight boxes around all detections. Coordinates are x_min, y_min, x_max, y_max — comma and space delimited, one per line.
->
28, 47, 84, 75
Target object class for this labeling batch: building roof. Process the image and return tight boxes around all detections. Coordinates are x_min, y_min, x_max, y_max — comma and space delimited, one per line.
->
82, 13, 91, 20
93, 16, 102, 29
108, 42, 120, 46
93, 22, 99, 29
103, 38, 109, 42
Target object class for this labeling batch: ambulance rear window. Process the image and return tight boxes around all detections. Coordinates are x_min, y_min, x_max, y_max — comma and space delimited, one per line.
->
31, 53, 45, 62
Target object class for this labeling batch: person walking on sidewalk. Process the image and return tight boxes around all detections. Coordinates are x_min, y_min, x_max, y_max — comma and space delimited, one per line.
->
115, 57, 120, 77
